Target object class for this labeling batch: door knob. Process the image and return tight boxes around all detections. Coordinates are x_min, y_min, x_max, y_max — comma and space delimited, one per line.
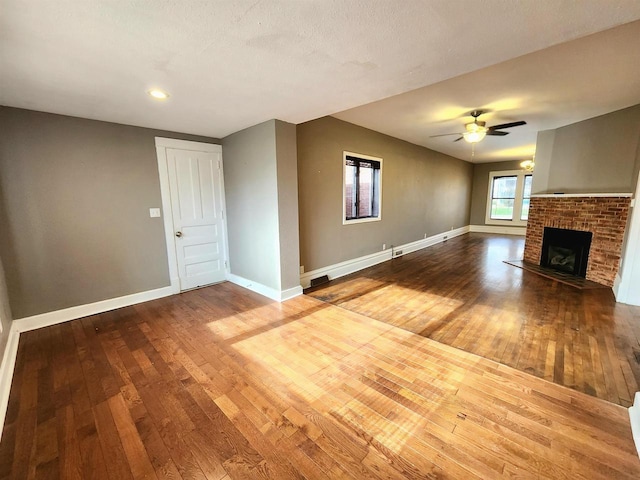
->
175, 231, 183, 237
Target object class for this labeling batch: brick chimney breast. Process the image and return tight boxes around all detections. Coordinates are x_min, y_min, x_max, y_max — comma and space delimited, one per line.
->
523, 196, 631, 287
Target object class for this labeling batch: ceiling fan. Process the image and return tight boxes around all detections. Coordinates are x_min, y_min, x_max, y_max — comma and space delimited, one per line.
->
431, 110, 526, 143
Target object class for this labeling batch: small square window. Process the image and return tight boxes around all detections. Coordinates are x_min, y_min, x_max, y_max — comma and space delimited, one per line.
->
343, 152, 382, 224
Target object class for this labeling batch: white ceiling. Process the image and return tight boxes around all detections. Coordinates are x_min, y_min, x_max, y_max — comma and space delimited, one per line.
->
335, 20, 640, 163
2, 1, 640, 163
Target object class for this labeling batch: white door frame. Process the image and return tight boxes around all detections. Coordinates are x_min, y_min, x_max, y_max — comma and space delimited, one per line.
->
155, 137, 230, 292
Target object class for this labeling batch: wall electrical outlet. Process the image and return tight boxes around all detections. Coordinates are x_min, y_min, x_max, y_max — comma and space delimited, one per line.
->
149, 208, 161, 218
300, 266, 304, 274
382, 244, 386, 250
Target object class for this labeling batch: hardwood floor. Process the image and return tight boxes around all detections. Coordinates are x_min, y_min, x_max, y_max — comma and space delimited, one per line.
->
307, 233, 640, 407
1, 280, 639, 479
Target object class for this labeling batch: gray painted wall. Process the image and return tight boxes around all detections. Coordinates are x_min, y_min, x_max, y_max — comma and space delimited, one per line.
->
297, 116, 473, 272
469, 160, 524, 225
530, 130, 555, 195
0, 107, 218, 318
533, 104, 640, 194
222, 120, 282, 291
275, 121, 301, 291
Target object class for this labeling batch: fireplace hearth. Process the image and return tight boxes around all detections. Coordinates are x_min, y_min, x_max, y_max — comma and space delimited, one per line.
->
540, 227, 592, 278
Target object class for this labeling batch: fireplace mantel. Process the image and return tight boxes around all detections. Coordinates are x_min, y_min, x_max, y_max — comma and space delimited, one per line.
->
531, 193, 632, 198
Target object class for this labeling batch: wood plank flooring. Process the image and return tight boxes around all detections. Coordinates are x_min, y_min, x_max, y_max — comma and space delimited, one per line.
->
306, 233, 640, 407
1, 280, 639, 478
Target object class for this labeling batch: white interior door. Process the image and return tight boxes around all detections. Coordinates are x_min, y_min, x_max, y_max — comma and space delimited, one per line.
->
166, 147, 226, 290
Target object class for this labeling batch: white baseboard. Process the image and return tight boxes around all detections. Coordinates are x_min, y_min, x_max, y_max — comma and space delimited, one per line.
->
0, 323, 22, 441
13, 284, 179, 334
280, 285, 303, 301
393, 226, 469, 257
616, 261, 640, 306
469, 224, 527, 235
613, 272, 623, 300
301, 226, 470, 288
630, 392, 640, 457
301, 250, 391, 289
226, 273, 302, 302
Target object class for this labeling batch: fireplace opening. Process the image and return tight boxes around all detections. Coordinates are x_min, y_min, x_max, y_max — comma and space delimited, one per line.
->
540, 227, 592, 278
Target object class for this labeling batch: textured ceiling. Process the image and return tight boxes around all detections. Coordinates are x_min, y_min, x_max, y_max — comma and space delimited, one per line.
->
335, 20, 640, 162
2, 1, 640, 160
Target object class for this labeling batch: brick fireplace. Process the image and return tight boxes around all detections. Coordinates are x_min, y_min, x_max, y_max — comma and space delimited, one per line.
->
523, 195, 631, 287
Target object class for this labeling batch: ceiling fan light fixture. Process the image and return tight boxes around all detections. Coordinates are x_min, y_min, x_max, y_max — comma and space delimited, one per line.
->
429, 110, 526, 145
462, 128, 487, 143
521, 159, 535, 171
462, 121, 488, 143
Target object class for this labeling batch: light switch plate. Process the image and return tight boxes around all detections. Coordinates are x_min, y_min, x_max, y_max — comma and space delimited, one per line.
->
149, 208, 161, 218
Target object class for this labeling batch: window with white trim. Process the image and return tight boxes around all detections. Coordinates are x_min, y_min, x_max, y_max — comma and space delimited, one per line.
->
520, 174, 532, 221
343, 152, 382, 224
485, 170, 532, 226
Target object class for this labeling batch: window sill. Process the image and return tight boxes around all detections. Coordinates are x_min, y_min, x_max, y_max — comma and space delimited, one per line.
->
343, 217, 382, 226
485, 219, 528, 227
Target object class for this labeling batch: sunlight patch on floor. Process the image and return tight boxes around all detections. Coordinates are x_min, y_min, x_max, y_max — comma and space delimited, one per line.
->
228, 306, 469, 454
341, 284, 465, 326
204, 302, 287, 340
311, 276, 390, 302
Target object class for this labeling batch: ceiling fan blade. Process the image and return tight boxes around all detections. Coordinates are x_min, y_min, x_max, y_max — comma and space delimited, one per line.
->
429, 132, 461, 138
485, 130, 509, 136
453, 136, 463, 142
488, 120, 526, 130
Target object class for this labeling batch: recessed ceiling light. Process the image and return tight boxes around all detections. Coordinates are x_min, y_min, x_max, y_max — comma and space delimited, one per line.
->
148, 89, 169, 100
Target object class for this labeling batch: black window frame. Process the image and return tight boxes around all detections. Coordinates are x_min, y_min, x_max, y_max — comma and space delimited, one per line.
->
343, 152, 382, 224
